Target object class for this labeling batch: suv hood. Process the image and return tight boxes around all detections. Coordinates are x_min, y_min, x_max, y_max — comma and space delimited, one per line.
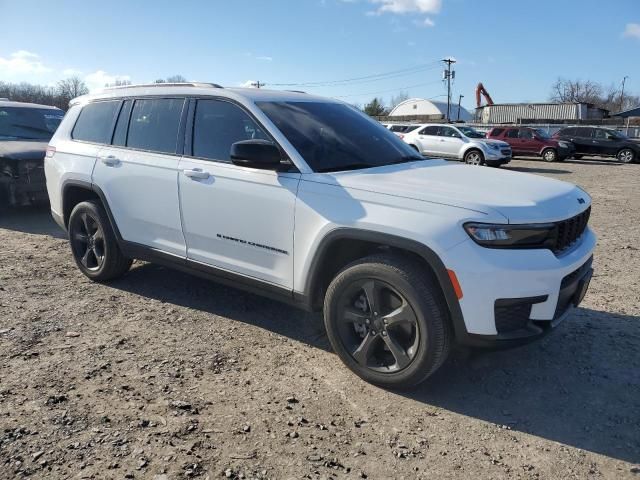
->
0, 140, 48, 161
480, 138, 510, 147
307, 160, 590, 223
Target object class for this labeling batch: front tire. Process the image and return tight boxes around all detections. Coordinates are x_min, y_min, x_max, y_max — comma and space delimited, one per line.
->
617, 148, 636, 164
323, 254, 451, 388
541, 148, 558, 162
464, 149, 485, 166
68, 201, 132, 281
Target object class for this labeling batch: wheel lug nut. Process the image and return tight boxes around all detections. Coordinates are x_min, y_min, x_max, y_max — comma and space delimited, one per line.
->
371, 330, 376, 336
382, 331, 387, 336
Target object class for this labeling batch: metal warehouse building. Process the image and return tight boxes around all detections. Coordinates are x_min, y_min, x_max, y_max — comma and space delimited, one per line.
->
388, 98, 472, 122
475, 102, 608, 124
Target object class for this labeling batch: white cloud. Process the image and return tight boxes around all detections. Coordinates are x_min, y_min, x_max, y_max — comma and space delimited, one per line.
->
623, 23, 640, 39
370, 0, 441, 15
241, 80, 260, 88
255, 56, 273, 61
84, 70, 131, 92
62, 68, 83, 76
0, 50, 52, 76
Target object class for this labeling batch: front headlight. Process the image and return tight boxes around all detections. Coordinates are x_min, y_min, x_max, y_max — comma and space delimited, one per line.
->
464, 222, 557, 249
486, 143, 500, 150
558, 141, 569, 148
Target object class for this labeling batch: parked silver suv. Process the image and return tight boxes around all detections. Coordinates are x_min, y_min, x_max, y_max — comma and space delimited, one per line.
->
403, 124, 511, 166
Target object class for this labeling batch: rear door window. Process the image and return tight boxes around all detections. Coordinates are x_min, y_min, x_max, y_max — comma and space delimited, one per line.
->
112, 100, 133, 146
192, 99, 269, 162
506, 129, 519, 138
519, 129, 533, 139
127, 98, 185, 154
72, 101, 120, 144
420, 126, 440, 135
574, 127, 592, 138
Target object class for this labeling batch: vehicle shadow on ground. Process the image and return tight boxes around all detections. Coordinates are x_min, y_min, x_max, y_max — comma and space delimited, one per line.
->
0, 205, 65, 239
505, 165, 572, 175
109, 264, 639, 463
404, 307, 640, 464
109, 262, 331, 351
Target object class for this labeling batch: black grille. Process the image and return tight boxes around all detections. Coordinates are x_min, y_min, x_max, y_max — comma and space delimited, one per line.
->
552, 207, 590, 254
495, 303, 532, 333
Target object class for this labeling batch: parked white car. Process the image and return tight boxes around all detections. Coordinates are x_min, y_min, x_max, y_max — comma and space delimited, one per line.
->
403, 123, 512, 166
381, 122, 420, 137
45, 84, 594, 388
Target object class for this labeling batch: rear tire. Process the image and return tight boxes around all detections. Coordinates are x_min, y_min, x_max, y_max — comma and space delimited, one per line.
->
541, 148, 558, 162
68, 201, 132, 281
464, 149, 485, 166
617, 148, 636, 164
323, 253, 451, 388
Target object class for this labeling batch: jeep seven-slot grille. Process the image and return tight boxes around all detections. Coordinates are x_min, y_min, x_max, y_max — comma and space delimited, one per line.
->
553, 207, 590, 254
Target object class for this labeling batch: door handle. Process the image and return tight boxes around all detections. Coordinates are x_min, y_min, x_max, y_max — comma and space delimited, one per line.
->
183, 168, 210, 179
100, 155, 120, 166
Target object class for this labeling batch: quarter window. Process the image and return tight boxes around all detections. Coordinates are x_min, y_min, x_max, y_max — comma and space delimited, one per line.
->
72, 101, 120, 144
127, 98, 184, 154
490, 128, 504, 136
192, 99, 269, 161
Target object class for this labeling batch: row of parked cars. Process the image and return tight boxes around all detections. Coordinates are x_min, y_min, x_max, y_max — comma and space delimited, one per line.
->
382, 122, 640, 165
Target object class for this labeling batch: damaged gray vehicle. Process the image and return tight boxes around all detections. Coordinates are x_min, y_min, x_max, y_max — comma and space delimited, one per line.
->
0, 100, 64, 207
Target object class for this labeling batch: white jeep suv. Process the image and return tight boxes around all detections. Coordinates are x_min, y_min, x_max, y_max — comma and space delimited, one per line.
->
45, 83, 595, 388
403, 123, 512, 166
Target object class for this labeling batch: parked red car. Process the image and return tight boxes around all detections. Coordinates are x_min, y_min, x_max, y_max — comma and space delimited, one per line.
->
487, 126, 575, 162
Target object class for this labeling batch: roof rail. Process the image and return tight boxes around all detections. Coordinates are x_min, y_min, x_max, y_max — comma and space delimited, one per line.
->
103, 82, 223, 91
285, 90, 307, 94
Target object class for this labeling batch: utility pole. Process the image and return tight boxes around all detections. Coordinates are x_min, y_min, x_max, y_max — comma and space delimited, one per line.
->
620, 76, 628, 112
457, 94, 464, 121
442, 58, 456, 122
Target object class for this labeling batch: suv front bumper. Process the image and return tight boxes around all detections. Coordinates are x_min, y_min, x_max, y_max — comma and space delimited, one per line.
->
443, 227, 596, 347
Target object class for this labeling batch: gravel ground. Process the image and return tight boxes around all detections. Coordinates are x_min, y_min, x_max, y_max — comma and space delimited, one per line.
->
0, 157, 639, 480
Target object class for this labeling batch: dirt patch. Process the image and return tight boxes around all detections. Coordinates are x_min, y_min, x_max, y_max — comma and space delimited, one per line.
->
1, 158, 639, 479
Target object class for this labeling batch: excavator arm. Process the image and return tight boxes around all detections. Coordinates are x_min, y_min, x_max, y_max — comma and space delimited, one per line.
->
476, 82, 494, 108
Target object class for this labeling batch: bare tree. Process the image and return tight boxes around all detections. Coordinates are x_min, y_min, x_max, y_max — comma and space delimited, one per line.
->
57, 77, 89, 103
549, 77, 639, 113
389, 91, 410, 111
154, 75, 188, 84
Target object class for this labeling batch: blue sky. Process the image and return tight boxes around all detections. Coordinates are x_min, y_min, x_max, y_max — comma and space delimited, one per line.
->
1, 0, 639, 110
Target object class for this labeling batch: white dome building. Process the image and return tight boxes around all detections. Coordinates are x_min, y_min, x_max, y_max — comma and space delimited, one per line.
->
388, 98, 472, 122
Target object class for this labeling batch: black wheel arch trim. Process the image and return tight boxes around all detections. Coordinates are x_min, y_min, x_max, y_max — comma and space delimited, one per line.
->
303, 228, 469, 341
58, 184, 473, 341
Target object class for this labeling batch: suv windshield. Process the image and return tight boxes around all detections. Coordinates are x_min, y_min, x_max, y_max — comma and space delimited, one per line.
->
457, 126, 485, 138
534, 129, 551, 139
257, 101, 423, 172
0, 107, 63, 140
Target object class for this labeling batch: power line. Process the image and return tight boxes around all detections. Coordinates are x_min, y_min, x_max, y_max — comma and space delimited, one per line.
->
333, 79, 444, 99
268, 60, 441, 87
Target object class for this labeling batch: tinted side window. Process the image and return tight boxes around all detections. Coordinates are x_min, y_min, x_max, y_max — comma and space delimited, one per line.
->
506, 129, 519, 138
574, 127, 592, 138
519, 129, 533, 139
112, 100, 133, 146
193, 99, 269, 162
440, 126, 459, 138
490, 128, 504, 137
72, 101, 120, 144
420, 126, 439, 135
389, 125, 406, 132
127, 98, 184, 154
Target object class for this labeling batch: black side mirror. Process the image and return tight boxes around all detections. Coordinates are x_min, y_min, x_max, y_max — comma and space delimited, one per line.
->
230, 140, 282, 169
